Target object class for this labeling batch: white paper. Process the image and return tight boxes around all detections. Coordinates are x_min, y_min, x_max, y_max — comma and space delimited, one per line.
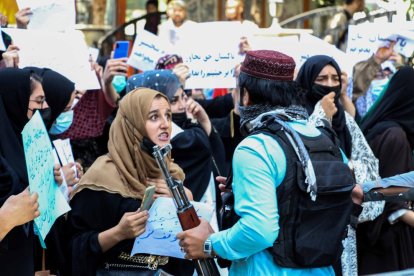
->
16, 0, 76, 31
250, 35, 300, 65
3, 28, 100, 90
171, 122, 184, 139
178, 22, 241, 89
131, 197, 214, 259
299, 34, 354, 75
88, 47, 100, 62
128, 29, 175, 71
0, 26, 6, 51
347, 23, 414, 63
53, 138, 77, 177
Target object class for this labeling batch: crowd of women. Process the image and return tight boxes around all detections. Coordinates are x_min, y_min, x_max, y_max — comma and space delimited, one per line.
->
1, 5, 414, 276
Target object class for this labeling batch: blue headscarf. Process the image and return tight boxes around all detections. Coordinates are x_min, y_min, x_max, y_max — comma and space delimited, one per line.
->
127, 70, 181, 100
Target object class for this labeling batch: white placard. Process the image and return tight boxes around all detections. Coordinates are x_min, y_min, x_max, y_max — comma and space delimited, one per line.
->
131, 197, 214, 259
88, 47, 99, 62
347, 23, 414, 63
16, 0, 76, 31
128, 29, 175, 71
3, 28, 100, 90
299, 34, 354, 74
53, 138, 77, 176
250, 35, 300, 64
178, 22, 242, 89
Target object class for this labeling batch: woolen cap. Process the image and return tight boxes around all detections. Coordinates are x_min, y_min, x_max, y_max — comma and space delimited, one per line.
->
240, 50, 295, 81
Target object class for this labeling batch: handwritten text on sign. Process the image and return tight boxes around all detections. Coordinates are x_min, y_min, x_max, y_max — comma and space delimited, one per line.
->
22, 111, 71, 247
179, 22, 242, 89
128, 29, 175, 71
131, 197, 213, 259
347, 24, 414, 62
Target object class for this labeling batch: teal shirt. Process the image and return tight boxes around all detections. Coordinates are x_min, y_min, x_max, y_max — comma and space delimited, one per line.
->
210, 120, 335, 275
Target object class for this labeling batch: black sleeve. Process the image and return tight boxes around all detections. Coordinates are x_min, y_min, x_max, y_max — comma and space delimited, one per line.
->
0, 156, 26, 207
68, 189, 139, 276
197, 93, 233, 119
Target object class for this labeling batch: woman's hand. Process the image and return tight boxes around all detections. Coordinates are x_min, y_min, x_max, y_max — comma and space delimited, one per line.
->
115, 209, 149, 240
186, 98, 212, 136
374, 41, 395, 64
98, 209, 149, 252
2, 45, 20, 68
320, 92, 337, 121
148, 178, 172, 199
1, 188, 39, 227
0, 187, 39, 240
15, 8, 32, 29
147, 178, 193, 201
173, 63, 190, 85
238, 36, 252, 55
0, 12, 7, 27
103, 57, 128, 86
62, 162, 79, 186
54, 164, 63, 185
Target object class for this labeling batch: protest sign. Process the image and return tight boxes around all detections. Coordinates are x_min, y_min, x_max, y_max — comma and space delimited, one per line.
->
128, 29, 175, 71
250, 34, 300, 63
178, 22, 241, 89
347, 23, 414, 63
22, 111, 71, 247
131, 197, 213, 259
3, 28, 100, 90
16, 0, 76, 31
299, 34, 354, 74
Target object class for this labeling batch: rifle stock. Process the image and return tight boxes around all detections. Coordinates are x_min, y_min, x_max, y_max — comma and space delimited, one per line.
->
152, 145, 220, 276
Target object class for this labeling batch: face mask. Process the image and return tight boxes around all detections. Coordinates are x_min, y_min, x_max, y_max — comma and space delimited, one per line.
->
311, 84, 341, 101
370, 78, 389, 99
112, 75, 127, 93
140, 136, 156, 156
172, 112, 188, 128
49, 110, 74, 135
32, 108, 52, 128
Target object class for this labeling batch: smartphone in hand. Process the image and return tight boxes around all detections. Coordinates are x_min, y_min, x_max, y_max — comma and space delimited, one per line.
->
140, 186, 156, 211
113, 41, 130, 59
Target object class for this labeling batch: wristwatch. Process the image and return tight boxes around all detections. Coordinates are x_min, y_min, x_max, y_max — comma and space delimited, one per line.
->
203, 238, 217, 258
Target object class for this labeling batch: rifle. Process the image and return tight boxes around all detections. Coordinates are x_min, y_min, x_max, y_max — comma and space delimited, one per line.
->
152, 144, 220, 276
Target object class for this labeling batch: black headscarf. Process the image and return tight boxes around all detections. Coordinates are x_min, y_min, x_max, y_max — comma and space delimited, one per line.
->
296, 55, 352, 158
360, 66, 414, 149
0, 68, 33, 204
25, 67, 75, 129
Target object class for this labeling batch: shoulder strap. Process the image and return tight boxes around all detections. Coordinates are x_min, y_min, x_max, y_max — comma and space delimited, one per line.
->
316, 121, 342, 149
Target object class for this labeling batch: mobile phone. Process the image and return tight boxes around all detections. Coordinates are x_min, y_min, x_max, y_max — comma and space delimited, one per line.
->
113, 41, 130, 59
140, 186, 156, 211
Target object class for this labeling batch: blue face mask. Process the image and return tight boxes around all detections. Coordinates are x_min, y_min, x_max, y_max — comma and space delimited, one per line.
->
112, 75, 127, 93
49, 110, 74, 135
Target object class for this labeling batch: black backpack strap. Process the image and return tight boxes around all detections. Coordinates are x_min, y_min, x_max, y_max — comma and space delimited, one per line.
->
316, 120, 342, 150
